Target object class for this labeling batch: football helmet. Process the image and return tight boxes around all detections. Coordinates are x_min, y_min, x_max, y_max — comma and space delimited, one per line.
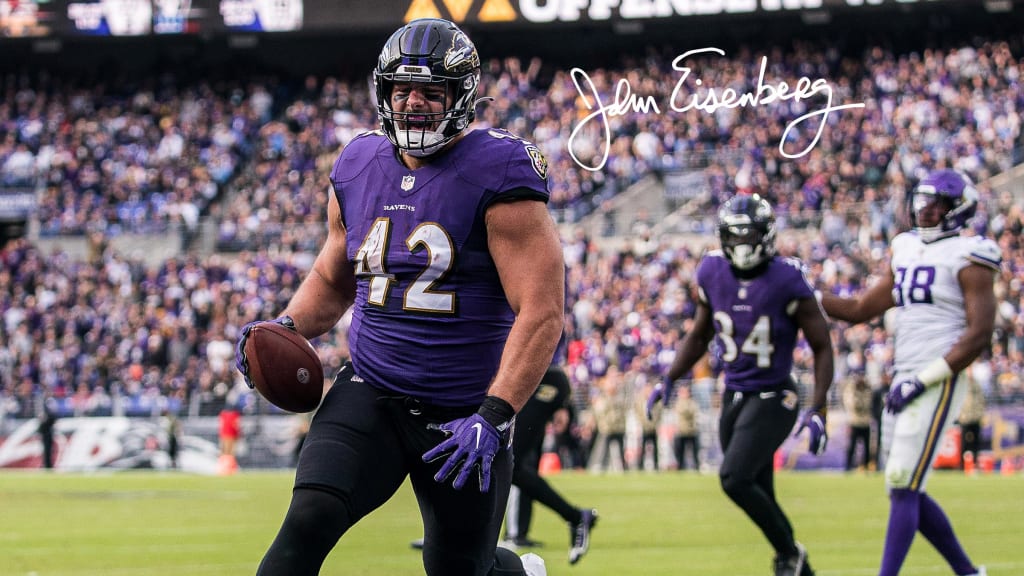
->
373, 18, 481, 157
909, 169, 978, 242
717, 193, 777, 271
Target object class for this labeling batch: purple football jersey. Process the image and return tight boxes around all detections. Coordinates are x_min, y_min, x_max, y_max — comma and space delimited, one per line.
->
697, 252, 815, 392
329, 128, 550, 406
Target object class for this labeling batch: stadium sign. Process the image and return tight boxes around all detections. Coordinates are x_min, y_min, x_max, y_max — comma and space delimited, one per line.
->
0, 189, 36, 220
2, 0, 994, 40
405, 0, 987, 23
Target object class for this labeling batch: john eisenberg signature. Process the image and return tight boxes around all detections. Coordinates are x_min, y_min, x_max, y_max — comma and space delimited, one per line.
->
568, 47, 866, 171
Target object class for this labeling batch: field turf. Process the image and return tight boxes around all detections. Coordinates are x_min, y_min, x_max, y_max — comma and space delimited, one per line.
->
1, 469, 1021, 575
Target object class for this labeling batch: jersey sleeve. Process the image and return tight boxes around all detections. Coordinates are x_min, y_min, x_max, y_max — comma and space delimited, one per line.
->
695, 253, 724, 306
456, 129, 550, 204
963, 236, 1002, 272
784, 256, 816, 301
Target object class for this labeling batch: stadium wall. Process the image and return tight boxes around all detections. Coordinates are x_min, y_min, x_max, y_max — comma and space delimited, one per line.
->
2, 407, 1021, 474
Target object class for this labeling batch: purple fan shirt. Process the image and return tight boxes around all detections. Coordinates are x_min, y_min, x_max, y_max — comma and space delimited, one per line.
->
697, 252, 815, 393
329, 128, 550, 406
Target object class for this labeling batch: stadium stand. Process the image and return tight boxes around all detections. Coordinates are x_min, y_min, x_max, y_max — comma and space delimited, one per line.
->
1, 4, 1023, 470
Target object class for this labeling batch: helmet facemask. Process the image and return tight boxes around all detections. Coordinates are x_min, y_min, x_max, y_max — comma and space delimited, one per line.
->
717, 194, 777, 273
373, 19, 481, 158
720, 223, 774, 270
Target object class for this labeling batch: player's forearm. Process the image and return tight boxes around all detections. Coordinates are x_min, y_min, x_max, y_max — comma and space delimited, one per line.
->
820, 293, 869, 324
488, 309, 563, 412
666, 335, 710, 383
944, 327, 993, 375
284, 266, 354, 339
810, 346, 834, 411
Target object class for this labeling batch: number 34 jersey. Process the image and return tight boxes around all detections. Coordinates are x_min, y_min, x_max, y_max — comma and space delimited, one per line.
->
888, 232, 1002, 375
329, 128, 550, 406
697, 252, 815, 393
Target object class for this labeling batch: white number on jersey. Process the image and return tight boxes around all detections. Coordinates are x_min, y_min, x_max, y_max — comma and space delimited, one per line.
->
353, 218, 455, 313
714, 311, 774, 368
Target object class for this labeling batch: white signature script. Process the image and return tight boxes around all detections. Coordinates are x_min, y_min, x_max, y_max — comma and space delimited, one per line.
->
568, 47, 866, 171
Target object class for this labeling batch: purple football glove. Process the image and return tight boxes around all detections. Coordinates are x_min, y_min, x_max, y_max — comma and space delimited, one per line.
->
646, 376, 675, 420
234, 316, 295, 389
886, 377, 926, 414
795, 409, 828, 455
423, 413, 502, 492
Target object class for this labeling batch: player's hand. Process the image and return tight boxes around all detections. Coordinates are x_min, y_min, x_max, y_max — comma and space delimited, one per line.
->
423, 413, 502, 492
885, 377, 925, 414
234, 316, 295, 389
646, 376, 675, 420
795, 409, 828, 455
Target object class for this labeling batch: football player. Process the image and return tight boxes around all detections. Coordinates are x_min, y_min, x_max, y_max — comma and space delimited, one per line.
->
820, 169, 996, 576
236, 18, 563, 576
647, 193, 834, 576
505, 358, 597, 564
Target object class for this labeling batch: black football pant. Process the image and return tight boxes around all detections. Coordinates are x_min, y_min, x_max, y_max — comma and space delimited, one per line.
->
257, 364, 513, 576
509, 365, 579, 536
673, 434, 700, 470
718, 384, 800, 559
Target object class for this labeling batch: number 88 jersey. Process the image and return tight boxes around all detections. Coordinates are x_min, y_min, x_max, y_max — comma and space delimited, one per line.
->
888, 232, 1001, 375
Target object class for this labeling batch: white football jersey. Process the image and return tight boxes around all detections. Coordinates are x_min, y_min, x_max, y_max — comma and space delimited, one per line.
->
888, 231, 1001, 374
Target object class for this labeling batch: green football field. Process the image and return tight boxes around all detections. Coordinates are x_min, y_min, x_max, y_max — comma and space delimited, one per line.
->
1, 469, 1021, 575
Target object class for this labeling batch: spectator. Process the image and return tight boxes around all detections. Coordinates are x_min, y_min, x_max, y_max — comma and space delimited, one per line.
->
958, 368, 986, 468
842, 371, 873, 472
672, 385, 700, 472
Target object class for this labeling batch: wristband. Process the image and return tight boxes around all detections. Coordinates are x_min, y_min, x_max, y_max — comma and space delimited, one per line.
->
478, 395, 515, 432
917, 358, 953, 387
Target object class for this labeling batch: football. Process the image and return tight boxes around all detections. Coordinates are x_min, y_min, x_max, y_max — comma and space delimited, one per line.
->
243, 322, 325, 413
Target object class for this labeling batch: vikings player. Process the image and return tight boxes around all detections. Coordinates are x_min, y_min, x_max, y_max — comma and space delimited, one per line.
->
236, 18, 562, 576
821, 169, 996, 576
647, 193, 834, 576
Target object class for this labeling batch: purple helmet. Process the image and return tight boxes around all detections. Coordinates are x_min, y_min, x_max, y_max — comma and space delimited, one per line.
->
910, 169, 978, 242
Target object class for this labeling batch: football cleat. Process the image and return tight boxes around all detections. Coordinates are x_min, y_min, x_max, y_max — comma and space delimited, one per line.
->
568, 508, 598, 565
773, 541, 810, 576
520, 552, 547, 576
512, 536, 543, 548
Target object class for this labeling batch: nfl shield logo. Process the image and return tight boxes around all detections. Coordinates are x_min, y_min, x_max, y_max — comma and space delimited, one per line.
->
401, 175, 415, 191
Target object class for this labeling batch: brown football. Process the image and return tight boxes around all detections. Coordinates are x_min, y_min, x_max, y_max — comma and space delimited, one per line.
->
243, 322, 325, 413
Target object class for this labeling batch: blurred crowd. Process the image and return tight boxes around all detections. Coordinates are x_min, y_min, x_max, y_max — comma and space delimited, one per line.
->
1, 36, 1023, 452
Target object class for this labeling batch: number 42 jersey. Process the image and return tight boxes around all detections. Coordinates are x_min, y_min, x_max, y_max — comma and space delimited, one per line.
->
329, 128, 550, 406
888, 231, 1002, 375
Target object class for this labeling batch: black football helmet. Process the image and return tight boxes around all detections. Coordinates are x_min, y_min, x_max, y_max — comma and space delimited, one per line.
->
717, 193, 777, 271
909, 169, 979, 242
373, 18, 481, 157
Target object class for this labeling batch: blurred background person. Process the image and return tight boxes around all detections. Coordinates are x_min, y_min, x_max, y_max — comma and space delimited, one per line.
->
957, 367, 986, 470
672, 385, 700, 472
842, 370, 873, 472
589, 366, 628, 473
